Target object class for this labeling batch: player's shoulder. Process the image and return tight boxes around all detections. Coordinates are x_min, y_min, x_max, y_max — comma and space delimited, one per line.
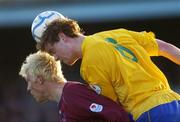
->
63, 81, 88, 95
64, 81, 85, 88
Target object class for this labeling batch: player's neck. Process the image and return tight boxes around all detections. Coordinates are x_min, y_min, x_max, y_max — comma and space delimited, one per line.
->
56, 82, 66, 103
49, 82, 66, 103
74, 34, 86, 58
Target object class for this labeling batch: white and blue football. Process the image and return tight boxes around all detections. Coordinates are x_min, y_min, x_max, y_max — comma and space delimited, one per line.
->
31, 11, 65, 42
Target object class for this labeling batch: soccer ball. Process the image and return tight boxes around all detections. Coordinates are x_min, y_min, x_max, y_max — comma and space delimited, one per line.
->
31, 11, 65, 43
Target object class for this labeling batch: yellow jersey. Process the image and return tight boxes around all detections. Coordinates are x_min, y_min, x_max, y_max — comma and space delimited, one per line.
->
80, 29, 180, 120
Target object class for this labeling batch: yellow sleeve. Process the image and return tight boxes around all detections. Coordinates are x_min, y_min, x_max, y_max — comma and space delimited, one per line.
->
127, 30, 159, 56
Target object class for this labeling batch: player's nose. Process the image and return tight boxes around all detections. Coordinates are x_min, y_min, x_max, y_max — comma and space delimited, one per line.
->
27, 83, 31, 91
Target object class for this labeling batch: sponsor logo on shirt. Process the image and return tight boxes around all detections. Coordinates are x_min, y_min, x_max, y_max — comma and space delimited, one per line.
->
89, 103, 103, 112
90, 84, 101, 94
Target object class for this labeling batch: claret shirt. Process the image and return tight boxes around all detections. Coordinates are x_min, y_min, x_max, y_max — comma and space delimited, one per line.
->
58, 81, 129, 122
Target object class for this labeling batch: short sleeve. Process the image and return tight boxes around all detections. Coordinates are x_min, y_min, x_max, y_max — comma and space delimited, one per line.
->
127, 30, 159, 56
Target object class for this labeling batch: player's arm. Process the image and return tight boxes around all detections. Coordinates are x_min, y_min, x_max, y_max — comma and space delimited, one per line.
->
156, 39, 180, 65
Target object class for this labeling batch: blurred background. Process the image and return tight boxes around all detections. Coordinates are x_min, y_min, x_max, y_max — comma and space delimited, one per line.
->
0, 0, 180, 122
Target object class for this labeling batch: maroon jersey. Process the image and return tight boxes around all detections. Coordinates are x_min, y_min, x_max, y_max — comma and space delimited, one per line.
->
58, 81, 129, 122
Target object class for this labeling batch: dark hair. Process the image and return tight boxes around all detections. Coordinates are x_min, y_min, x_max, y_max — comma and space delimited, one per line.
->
36, 18, 83, 51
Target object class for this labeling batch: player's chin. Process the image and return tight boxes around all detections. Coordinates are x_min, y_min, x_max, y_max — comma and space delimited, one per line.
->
66, 59, 77, 66
39, 100, 48, 104
35, 97, 48, 103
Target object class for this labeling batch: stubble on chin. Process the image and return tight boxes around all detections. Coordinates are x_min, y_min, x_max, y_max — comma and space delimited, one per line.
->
35, 97, 48, 104
66, 59, 77, 66
32, 95, 47, 103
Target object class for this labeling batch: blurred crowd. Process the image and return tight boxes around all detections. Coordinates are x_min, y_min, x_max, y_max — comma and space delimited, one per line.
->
0, 80, 59, 122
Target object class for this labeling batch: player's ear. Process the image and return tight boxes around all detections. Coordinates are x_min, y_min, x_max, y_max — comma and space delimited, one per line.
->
58, 32, 66, 42
36, 75, 44, 85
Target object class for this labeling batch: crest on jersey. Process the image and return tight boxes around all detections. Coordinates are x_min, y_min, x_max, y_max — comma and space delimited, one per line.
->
89, 103, 103, 112
90, 84, 101, 94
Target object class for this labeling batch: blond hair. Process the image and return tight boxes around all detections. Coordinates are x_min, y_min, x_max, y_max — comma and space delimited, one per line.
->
19, 51, 66, 83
